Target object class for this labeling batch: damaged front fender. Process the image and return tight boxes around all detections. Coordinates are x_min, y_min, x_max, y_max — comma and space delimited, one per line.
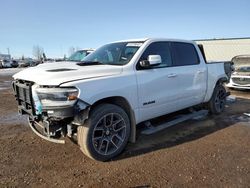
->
72, 99, 91, 125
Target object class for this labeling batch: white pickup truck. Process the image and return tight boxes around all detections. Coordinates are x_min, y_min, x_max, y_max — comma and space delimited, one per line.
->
13, 38, 231, 161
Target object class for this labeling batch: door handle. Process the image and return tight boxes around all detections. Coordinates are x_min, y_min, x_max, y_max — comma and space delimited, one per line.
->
197, 70, 205, 74
167, 73, 177, 78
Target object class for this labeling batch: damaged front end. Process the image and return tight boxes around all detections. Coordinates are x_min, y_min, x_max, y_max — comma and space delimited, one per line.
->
12, 80, 89, 144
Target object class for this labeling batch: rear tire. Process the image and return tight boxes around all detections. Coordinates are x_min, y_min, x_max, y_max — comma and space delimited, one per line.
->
77, 103, 130, 161
208, 84, 227, 114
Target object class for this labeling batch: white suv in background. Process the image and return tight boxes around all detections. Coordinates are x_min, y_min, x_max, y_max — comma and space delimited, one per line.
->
0, 59, 12, 68
226, 55, 250, 89
227, 66, 250, 89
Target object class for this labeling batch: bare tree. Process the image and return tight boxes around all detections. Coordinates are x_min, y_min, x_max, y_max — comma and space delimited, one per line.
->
33, 45, 44, 60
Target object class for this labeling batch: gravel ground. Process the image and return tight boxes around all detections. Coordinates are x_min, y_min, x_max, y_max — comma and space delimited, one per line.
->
0, 73, 250, 188
0, 68, 24, 76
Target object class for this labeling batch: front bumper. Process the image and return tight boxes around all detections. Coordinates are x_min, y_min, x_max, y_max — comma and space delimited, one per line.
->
226, 79, 250, 90
226, 84, 250, 90
28, 117, 65, 144
13, 80, 90, 144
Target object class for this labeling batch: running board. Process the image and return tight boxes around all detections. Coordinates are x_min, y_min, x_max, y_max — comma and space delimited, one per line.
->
141, 110, 208, 135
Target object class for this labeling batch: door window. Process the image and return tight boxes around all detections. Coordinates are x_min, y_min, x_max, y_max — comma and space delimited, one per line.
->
138, 42, 172, 69
171, 42, 200, 66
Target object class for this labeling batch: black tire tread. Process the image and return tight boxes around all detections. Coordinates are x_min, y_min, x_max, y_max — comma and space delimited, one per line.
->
77, 103, 130, 161
208, 84, 226, 115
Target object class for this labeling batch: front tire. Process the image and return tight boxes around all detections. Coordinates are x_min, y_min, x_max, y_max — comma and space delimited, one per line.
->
208, 84, 227, 114
77, 103, 130, 161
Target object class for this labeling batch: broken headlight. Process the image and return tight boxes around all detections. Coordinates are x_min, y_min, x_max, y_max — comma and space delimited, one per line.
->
35, 87, 79, 108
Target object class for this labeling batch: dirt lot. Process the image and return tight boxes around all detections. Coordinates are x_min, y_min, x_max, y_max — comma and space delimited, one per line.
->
0, 71, 250, 188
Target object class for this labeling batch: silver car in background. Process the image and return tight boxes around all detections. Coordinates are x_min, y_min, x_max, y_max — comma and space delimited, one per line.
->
226, 55, 250, 89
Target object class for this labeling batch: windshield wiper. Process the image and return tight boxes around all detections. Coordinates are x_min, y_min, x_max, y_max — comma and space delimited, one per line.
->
76, 61, 104, 66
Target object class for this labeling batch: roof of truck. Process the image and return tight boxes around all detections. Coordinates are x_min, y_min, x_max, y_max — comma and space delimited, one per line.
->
113, 38, 195, 44
77, 49, 95, 51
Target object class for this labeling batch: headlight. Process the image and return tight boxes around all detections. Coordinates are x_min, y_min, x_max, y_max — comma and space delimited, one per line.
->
35, 87, 79, 108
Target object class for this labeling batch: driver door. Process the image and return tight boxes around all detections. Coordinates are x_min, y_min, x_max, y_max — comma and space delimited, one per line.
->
136, 42, 182, 122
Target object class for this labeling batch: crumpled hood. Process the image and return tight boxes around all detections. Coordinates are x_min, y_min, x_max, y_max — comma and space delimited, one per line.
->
13, 61, 123, 85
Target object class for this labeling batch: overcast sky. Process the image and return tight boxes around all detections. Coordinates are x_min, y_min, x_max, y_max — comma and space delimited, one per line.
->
0, 0, 249, 58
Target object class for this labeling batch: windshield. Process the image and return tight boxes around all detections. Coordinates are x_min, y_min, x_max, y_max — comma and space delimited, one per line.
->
68, 50, 87, 62
82, 42, 143, 65
237, 66, 250, 72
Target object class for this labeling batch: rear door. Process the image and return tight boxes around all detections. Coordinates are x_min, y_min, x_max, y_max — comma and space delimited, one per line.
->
170, 42, 207, 107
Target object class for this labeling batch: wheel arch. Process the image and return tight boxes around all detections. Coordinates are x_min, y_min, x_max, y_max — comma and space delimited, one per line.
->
216, 77, 228, 85
90, 96, 137, 143
204, 76, 228, 102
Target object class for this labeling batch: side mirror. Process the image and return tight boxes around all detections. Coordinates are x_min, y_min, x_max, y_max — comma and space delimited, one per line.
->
140, 55, 162, 68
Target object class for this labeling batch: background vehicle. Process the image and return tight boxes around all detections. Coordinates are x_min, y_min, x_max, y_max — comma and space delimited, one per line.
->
67, 49, 94, 62
227, 66, 250, 89
0, 59, 12, 68
226, 55, 250, 89
18, 58, 38, 67
13, 38, 231, 161
11, 60, 19, 68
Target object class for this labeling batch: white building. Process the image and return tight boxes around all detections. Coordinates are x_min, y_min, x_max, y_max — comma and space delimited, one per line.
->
0, 54, 11, 60
195, 37, 250, 61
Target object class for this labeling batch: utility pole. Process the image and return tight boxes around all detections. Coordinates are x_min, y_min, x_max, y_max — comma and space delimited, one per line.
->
7, 48, 10, 55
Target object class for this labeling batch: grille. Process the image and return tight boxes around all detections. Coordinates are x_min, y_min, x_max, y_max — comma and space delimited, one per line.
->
232, 77, 250, 85
13, 80, 35, 115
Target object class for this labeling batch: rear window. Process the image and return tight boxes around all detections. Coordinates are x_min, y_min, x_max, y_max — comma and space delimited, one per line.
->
171, 42, 199, 66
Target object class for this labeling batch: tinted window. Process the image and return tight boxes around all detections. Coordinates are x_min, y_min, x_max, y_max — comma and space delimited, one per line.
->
139, 42, 172, 68
171, 42, 199, 66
